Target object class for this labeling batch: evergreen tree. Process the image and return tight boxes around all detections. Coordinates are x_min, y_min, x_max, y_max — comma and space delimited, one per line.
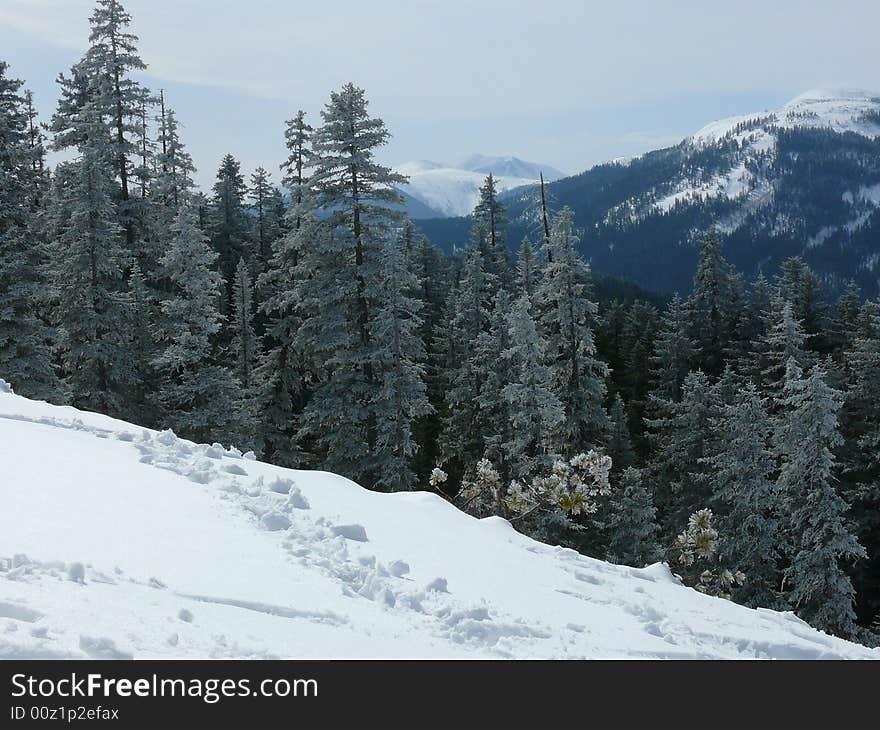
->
501, 295, 564, 481
152, 204, 248, 445
371, 236, 432, 491
471, 173, 509, 289
646, 370, 719, 538
831, 280, 862, 351
249, 166, 281, 276
535, 207, 608, 451
607, 467, 661, 567
649, 293, 696, 402
474, 288, 515, 479
774, 359, 865, 637
756, 298, 810, 403
209, 154, 251, 297
776, 257, 827, 349
606, 393, 635, 475
280, 110, 313, 234
229, 257, 259, 391
515, 236, 537, 299
687, 229, 739, 376
49, 133, 137, 418
0, 62, 63, 401
66, 0, 152, 250
439, 249, 492, 479
295, 83, 408, 487
251, 111, 313, 465
125, 260, 157, 425
841, 301, 880, 623
706, 383, 781, 608
617, 300, 659, 441
154, 97, 195, 210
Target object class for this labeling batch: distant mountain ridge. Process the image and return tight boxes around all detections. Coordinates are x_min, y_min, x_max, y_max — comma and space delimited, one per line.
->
394, 155, 564, 218
416, 89, 880, 297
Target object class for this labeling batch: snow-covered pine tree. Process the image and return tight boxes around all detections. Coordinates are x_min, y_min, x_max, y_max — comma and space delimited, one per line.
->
406, 229, 449, 481
475, 288, 515, 479
776, 257, 827, 349
371, 235, 432, 491
470, 173, 510, 291
229, 257, 259, 392
49, 119, 138, 418
500, 295, 564, 481
125, 260, 157, 425
249, 167, 281, 277
439, 249, 493, 481
295, 84, 409, 487
648, 293, 697, 403
23, 89, 50, 206
280, 110, 313, 235
756, 298, 811, 405
646, 370, 720, 539
774, 358, 865, 637
534, 207, 608, 452
209, 154, 252, 302
840, 300, 880, 623
515, 236, 537, 300
152, 203, 250, 446
72, 0, 152, 251
687, 229, 740, 376
606, 393, 635, 475
0, 62, 64, 401
705, 382, 781, 608
606, 467, 661, 567
154, 98, 195, 211
251, 115, 314, 467
831, 280, 862, 351
614, 300, 659, 433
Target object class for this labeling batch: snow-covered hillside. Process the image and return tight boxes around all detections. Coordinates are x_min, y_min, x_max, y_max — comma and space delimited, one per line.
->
643, 89, 880, 224
395, 156, 563, 218
0, 384, 875, 659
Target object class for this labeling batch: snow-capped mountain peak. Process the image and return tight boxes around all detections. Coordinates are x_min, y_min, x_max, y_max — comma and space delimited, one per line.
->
690, 88, 880, 147
610, 88, 880, 239
394, 155, 564, 219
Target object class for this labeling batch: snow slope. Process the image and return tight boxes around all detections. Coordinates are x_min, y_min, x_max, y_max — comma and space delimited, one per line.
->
598, 89, 880, 238
0, 384, 875, 659
395, 156, 563, 218
690, 89, 880, 146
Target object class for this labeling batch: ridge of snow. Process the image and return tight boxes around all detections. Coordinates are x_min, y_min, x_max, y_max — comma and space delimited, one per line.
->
0, 389, 876, 659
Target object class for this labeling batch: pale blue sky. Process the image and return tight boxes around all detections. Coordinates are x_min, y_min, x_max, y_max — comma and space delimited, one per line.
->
2, 0, 878, 189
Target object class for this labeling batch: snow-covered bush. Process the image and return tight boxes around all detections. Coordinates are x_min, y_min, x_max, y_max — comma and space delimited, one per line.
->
456, 451, 612, 546
671, 509, 745, 599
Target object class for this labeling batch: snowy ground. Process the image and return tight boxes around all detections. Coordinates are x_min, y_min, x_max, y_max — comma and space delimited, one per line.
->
0, 384, 876, 659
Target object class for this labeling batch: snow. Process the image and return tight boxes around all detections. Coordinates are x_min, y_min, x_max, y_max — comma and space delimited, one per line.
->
642, 89, 880, 227
395, 155, 564, 218
691, 89, 880, 147
0, 388, 876, 659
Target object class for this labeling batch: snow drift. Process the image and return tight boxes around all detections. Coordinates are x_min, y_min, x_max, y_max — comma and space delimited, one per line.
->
0, 384, 875, 659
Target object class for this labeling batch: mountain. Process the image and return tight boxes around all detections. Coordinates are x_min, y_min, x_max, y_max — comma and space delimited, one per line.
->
455, 154, 566, 181
394, 156, 564, 219
418, 90, 880, 297
1, 383, 875, 658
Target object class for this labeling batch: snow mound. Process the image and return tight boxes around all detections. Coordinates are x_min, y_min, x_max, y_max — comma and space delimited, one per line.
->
0, 388, 876, 659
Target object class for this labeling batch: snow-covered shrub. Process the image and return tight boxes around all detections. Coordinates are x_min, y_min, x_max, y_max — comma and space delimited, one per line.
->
456, 451, 612, 547
671, 509, 745, 598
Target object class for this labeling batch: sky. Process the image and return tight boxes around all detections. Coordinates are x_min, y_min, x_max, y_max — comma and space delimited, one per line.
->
2, 0, 879, 190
